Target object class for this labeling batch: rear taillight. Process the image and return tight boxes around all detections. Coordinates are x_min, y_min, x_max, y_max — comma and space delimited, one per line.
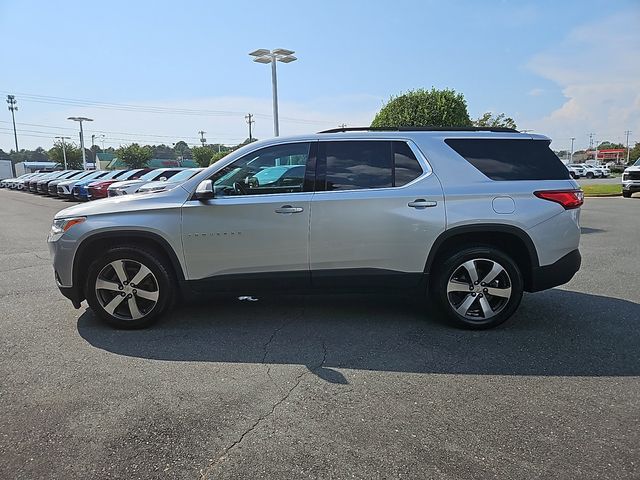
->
534, 190, 584, 209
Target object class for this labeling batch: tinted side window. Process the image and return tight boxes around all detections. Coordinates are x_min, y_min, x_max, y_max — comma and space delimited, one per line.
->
324, 141, 392, 191
210, 143, 310, 196
444, 139, 570, 181
393, 141, 423, 186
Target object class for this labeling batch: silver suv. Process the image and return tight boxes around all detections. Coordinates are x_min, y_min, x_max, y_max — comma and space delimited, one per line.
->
48, 127, 583, 329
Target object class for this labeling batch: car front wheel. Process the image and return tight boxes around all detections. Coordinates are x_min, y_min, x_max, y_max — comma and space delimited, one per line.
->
432, 247, 524, 329
85, 246, 174, 328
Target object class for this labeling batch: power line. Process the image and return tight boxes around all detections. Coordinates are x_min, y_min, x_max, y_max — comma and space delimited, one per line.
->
0, 120, 244, 143
0, 90, 336, 126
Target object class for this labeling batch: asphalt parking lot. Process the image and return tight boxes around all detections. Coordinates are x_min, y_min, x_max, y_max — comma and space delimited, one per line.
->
0, 189, 638, 480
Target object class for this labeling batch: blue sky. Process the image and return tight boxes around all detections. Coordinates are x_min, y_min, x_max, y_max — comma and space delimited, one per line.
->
1, 0, 638, 152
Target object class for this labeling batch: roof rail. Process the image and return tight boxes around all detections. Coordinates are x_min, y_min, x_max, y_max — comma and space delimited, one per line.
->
318, 126, 519, 134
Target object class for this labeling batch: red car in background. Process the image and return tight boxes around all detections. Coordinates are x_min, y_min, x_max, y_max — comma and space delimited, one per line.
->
87, 168, 153, 199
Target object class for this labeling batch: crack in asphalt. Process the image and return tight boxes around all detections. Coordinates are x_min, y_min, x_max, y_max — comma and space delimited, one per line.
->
0, 262, 50, 274
199, 338, 327, 480
261, 299, 307, 393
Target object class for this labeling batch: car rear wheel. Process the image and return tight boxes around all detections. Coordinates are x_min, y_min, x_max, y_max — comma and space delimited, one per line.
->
622, 190, 631, 198
85, 246, 174, 328
432, 246, 523, 329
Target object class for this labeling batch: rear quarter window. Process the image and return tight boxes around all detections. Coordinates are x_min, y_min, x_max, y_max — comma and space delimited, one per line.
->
444, 138, 570, 181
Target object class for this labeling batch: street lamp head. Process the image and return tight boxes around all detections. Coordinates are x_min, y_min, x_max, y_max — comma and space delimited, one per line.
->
277, 55, 297, 63
249, 48, 271, 57
253, 56, 273, 64
67, 116, 93, 122
272, 48, 294, 56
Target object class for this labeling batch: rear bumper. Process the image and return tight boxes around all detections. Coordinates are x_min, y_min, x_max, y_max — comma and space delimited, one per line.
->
528, 249, 581, 292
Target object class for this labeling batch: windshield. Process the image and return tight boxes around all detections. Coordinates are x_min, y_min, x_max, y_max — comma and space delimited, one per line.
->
139, 170, 165, 181
162, 169, 201, 183
100, 170, 125, 180
634, 159, 640, 167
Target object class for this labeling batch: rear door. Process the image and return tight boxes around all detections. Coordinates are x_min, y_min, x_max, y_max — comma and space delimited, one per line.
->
309, 139, 445, 288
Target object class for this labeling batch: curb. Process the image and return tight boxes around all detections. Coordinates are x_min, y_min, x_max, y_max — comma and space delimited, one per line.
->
584, 193, 622, 198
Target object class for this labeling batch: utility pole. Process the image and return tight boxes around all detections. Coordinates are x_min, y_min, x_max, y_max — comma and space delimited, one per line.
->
55, 136, 71, 169
6, 95, 18, 176
588, 133, 595, 150
245, 113, 254, 141
625, 130, 632, 164
569, 137, 575, 163
198, 130, 207, 147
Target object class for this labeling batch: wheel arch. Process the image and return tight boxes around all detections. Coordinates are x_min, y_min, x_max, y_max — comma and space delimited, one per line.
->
424, 224, 539, 291
72, 230, 186, 303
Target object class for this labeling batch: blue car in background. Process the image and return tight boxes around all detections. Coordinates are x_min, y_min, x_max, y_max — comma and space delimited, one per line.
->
72, 170, 129, 200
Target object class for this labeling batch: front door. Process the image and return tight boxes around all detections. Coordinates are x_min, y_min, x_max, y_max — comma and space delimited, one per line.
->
181, 142, 316, 290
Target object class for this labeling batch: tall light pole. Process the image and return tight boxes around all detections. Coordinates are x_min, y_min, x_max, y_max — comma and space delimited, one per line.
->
68, 117, 93, 169
569, 137, 575, 163
198, 130, 207, 147
249, 48, 297, 137
6, 95, 18, 176
625, 130, 632, 164
55, 136, 71, 169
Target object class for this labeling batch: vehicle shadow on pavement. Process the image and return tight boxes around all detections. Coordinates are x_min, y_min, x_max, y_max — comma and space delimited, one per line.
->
77, 288, 640, 381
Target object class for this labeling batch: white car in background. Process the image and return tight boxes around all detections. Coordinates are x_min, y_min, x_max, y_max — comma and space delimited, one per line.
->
107, 168, 184, 196
566, 164, 585, 178
137, 168, 204, 194
581, 165, 603, 178
1, 173, 36, 189
592, 165, 610, 177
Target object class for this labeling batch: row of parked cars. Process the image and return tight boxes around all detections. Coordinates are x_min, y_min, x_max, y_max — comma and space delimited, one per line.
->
0, 167, 204, 201
566, 163, 610, 179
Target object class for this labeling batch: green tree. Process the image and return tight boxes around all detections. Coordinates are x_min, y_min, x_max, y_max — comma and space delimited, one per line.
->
49, 140, 83, 169
191, 146, 219, 167
597, 141, 624, 150
473, 112, 517, 129
116, 144, 152, 168
209, 151, 230, 166
371, 88, 472, 128
173, 140, 192, 159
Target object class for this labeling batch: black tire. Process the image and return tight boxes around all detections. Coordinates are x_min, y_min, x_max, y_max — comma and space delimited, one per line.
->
85, 245, 175, 329
622, 190, 631, 198
431, 246, 524, 329
586, 172, 594, 179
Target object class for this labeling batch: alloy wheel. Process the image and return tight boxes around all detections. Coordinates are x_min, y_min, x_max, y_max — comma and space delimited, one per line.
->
446, 258, 512, 321
95, 259, 160, 321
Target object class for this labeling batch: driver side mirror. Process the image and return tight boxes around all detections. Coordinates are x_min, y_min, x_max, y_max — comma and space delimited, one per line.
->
195, 179, 214, 201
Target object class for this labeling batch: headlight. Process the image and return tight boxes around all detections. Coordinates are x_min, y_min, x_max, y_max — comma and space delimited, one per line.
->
48, 217, 86, 242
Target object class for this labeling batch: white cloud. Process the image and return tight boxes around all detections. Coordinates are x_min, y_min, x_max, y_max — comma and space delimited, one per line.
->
528, 88, 545, 97
524, 10, 640, 149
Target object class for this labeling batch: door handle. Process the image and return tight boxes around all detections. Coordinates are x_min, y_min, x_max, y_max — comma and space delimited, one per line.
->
275, 205, 304, 214
408, 199, 438, 209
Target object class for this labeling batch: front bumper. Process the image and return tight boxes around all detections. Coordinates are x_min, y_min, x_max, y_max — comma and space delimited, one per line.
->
529, 249, 581, 292
622, 181, 640, 192
48, 236, 83, 308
